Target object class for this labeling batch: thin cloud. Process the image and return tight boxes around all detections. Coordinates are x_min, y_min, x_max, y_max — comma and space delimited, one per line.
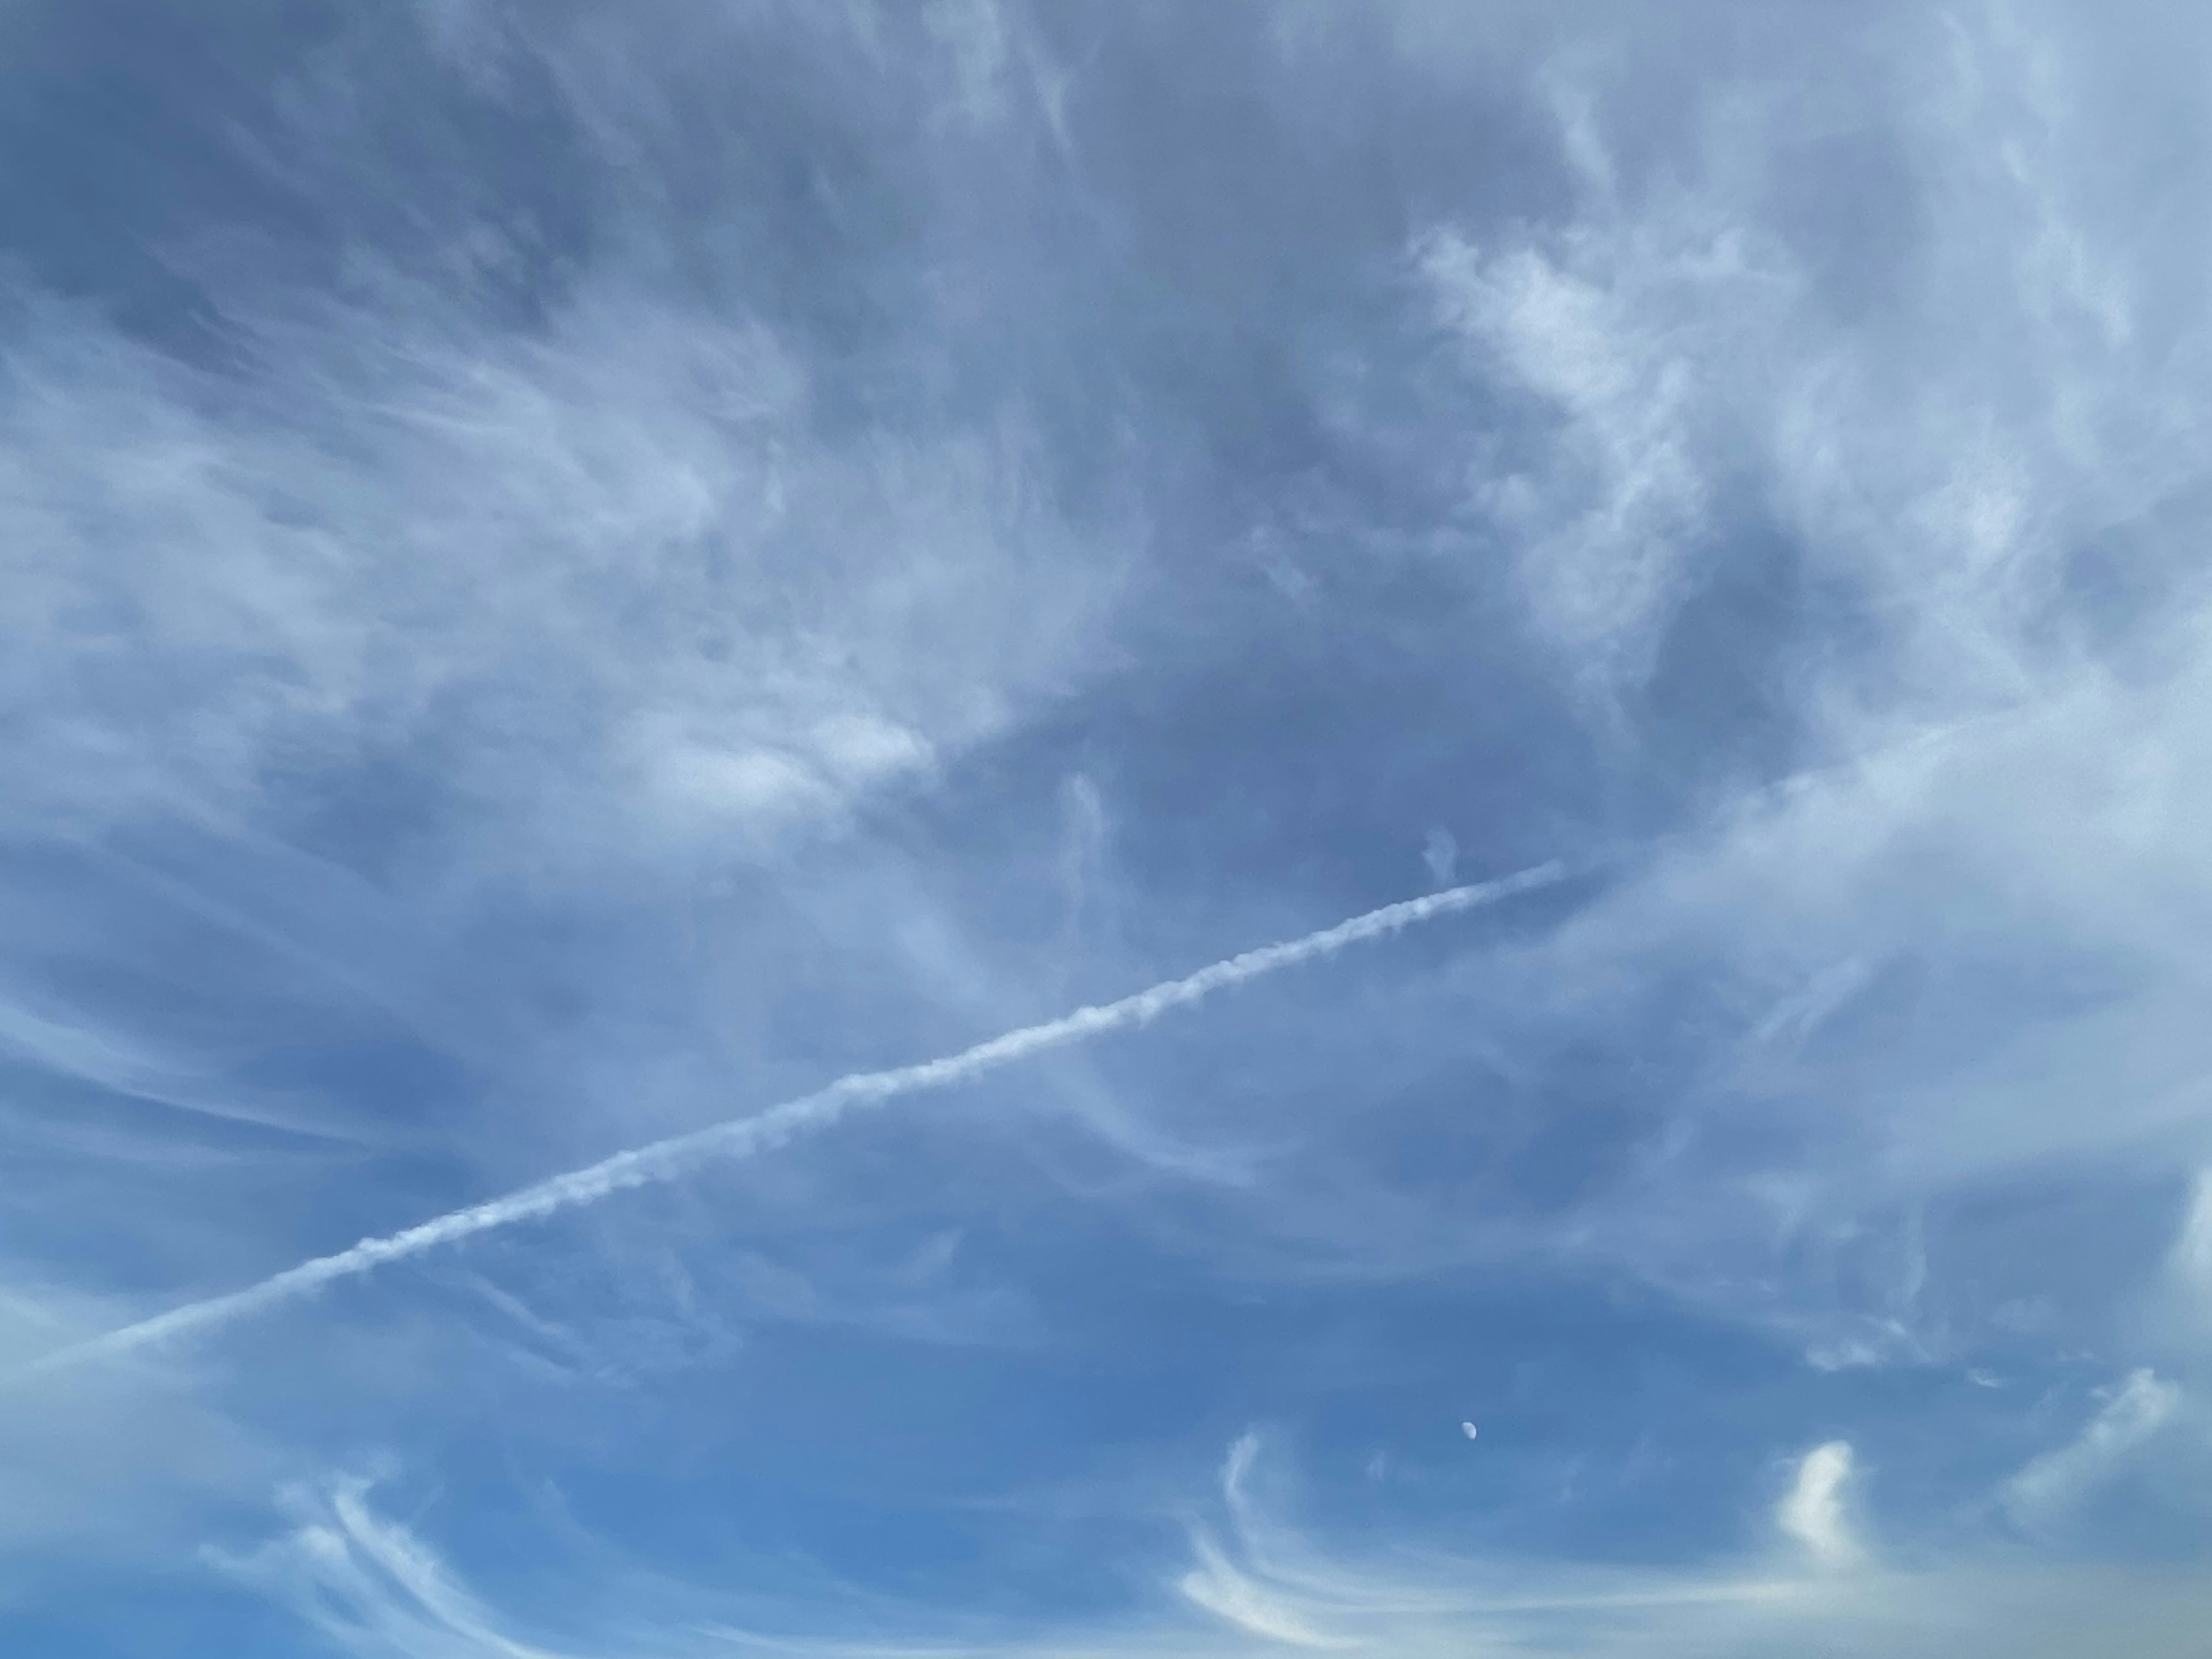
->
9, 863, 1567, 1382
1179, 1535, 1353, 1650
0, 991, 357, 1143
207, 1435, 2212, 1659
10, 2, 2212, 1650
214, 1478, 585, 1659
2005, 1370, 2184, 1532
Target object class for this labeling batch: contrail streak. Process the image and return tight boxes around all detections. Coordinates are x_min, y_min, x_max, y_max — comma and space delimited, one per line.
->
14, 862, 1566, 1381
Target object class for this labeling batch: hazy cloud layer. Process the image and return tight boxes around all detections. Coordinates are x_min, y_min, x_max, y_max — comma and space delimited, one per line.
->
5, 2, 2211, 1655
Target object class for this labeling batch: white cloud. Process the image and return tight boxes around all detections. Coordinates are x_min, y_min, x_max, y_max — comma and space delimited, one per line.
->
1178, 1535, 1352, 1650
2169, 1171, 2212, 1331
1249, 0, 2212, 1374
1423, 827, 1459, 888
2005, 1370, 2184, 1531
15, 2, 2212, 1649
0, 979, 371, 1147
1419, 225, 1728, 692
14, 864, 1567, 1380
0, 279, 1115, 872
214, 1478, 581, 1659
1777, 1441, 1865, 1569
215, 1440, 2212, 1659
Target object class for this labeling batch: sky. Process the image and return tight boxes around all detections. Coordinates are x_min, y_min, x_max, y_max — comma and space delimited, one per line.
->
5, 2, 2212, 1654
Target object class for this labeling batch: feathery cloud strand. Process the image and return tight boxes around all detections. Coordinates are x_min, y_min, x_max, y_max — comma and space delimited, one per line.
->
14, 862, 1567, 1380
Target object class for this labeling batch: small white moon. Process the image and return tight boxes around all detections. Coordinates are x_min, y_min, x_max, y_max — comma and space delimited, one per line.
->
1460, 1421, 1478, 1440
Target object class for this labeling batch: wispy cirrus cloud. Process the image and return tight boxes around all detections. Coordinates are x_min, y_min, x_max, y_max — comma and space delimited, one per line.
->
223, 1430, 2212, 1659
12, 863, 1566, 1381
7, 1, 2212, 1654
2005, 1370, 2186, 1533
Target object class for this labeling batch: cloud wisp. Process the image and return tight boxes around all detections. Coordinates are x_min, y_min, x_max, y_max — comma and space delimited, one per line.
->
2005, 1370, 2184, 1533
9, 862, 1567, 1384
1777, 1442, 1865, 1570
212, 1429, 2212, 1659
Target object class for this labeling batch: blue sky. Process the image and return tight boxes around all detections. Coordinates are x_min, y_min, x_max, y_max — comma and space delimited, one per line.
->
6, 2, 2212, 1654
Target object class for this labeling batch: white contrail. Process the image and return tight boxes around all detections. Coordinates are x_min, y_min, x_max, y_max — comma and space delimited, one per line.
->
14, 863, 1566, 1381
